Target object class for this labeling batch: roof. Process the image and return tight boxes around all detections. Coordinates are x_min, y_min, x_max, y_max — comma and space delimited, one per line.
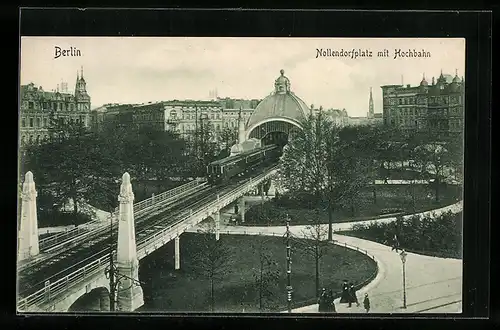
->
246, 91, 309, 130
133, 102, 164, 112
20, 83, 76, 101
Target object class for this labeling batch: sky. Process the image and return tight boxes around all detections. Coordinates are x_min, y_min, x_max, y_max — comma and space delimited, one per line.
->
20, 37, 465, 117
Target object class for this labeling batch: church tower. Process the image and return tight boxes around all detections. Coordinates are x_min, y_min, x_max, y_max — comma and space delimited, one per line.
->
368, 87, 374, 118
75, 66, 91, 112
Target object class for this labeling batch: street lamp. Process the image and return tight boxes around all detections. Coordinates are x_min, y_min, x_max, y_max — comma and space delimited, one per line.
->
399, 249, 407, 309
285, 214, 293, 313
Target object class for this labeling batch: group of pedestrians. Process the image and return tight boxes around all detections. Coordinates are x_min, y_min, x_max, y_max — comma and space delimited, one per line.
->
318, 288, 337, 313
340, 280, 360, 308
319, 280, 371, 313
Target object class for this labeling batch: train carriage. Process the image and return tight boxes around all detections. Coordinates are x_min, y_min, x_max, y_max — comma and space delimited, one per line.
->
207, 144, 281, 185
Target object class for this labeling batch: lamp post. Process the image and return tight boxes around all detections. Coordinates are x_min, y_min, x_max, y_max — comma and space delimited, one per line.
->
285, 214, 293, 313
399, 249, 407, 309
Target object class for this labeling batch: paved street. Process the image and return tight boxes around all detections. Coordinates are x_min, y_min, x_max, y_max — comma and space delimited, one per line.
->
188, 221, 462, 314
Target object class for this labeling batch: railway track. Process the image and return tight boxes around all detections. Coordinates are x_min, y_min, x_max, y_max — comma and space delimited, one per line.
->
17, 164, 275, 300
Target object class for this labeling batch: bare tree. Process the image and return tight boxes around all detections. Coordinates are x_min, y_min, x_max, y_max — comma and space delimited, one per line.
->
251, 239, 281, 311
191, 222, 234, 312
300, 217, 331, 298
413, 143, 449, 202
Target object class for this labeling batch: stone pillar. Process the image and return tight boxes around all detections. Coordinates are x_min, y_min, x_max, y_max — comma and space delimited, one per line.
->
116, 172, 144, 311
260, 183, 265, 201
238, 197, 245, 223
174, 235, 180, 270
214, 210, 220, 241
18, 171, 40, 262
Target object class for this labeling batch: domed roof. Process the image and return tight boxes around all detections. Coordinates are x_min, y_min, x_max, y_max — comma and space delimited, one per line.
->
246, 69, 309, 131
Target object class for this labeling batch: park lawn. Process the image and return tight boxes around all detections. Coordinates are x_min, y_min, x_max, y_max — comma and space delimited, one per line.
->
243, 184, 462, 227
137, 233, 377, 313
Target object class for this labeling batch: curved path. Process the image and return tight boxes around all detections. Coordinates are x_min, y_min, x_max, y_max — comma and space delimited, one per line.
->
187, 221, 462, 314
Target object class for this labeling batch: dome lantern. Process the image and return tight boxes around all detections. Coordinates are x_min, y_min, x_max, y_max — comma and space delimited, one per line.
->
274, 69, 291, 94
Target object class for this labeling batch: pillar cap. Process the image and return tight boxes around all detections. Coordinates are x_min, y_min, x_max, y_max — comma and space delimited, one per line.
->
122, 172, 131, 184
25, 171, 34, 183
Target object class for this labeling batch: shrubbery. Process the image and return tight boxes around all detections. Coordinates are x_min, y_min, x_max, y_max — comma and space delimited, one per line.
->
37, 209, 92, 227
345, 211, 462, 259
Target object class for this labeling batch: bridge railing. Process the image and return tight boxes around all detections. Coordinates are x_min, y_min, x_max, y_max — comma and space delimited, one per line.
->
38, 178, 206, 252
132, 178, 207, 217
18, 170, 271, 311
136, 166, 278, 257
18, 253, 111, 312
38, 216, 117, 252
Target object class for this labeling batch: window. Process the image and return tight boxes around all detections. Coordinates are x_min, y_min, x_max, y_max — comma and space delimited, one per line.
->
21, 136, 25, 145
216, 114, 220, 119
399, 99, 403, 105
28, 102, 34, 109
59, 103, 62, 111
36, 135, 40, 144
43, 102, 48, 109
22, 118, 26, 127
29, 118, 34, 127
43, 118, 47, 127
70, 104, 74, 111
36, 118, 41, 127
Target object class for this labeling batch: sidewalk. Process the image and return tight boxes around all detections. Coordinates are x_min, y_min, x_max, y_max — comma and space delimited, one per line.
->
187, 223, 462, 314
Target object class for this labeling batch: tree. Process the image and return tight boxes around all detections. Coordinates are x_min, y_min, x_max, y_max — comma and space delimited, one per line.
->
324, 125, 380, 238
413, 143, 450, 202
219, 127, 238, 151
251, 239, 281, 311
190, 222, 234, 312
277, 114, 381, 241
300, 218, 330, 297
192, 116, 220, 177
23, 119, 100, 218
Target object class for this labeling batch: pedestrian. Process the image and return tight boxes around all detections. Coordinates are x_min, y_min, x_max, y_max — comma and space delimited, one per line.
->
349, 283, 360, 307
340, 280, 349, 304
363, 293, 370, 313
328, 289, 336, 313
391, 234, 400, 252
318, 288, 327, 312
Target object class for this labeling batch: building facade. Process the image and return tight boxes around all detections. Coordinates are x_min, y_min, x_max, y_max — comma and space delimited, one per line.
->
19, 67, 91, 145
91, 98, 260, 142
381, 71, 464, 138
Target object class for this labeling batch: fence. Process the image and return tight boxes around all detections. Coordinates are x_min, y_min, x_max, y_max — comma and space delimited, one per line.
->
192, 228, 378, 313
